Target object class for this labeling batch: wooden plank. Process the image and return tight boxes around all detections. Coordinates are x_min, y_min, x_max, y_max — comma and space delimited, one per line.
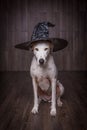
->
0, 72, 87, 130
0, 0, 87, 71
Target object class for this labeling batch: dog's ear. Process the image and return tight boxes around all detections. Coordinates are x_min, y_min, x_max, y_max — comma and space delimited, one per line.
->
30, 45, 34, 52
30, 47, 33, 52
30, 42, 37, 52
49, 43, 54, 53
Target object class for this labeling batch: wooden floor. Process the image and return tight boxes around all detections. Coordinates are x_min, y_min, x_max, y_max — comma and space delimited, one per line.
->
0, 72, 87, 130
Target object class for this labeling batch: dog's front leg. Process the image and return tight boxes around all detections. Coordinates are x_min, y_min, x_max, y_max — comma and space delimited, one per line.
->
31, 77, 39, 114
50, 78, 57, 116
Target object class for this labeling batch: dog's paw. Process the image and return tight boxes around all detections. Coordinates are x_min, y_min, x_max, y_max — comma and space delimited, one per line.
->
31, 107, 38, 114
50, 108, 56, 116
57, 100, 63, 107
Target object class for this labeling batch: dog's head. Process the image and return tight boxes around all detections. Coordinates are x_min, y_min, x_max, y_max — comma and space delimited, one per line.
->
31, 41, 53, 66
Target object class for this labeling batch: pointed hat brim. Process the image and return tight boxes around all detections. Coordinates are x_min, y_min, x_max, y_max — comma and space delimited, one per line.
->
15, 38, 68, 52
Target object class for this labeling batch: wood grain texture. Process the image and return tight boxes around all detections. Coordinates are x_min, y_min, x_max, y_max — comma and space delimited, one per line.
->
0, 71, 87, 130
0, 0, 87, 71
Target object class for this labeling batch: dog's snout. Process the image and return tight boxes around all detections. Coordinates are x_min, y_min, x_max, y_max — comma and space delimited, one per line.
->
39, 58, 44, 65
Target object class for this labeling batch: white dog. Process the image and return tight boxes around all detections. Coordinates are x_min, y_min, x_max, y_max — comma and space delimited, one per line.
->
30, 41, 64, 116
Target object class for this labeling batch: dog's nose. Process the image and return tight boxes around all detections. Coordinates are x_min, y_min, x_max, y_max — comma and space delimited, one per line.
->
39, 58, 44, 65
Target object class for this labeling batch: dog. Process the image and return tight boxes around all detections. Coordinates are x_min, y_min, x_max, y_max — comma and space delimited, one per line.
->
30, 41, 64, 116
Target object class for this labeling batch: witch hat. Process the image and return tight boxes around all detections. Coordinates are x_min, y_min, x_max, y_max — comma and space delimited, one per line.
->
15, 21, 68, 52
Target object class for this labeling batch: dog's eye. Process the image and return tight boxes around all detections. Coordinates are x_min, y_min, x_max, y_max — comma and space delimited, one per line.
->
44, 48, 48, 51
35, 48, 39, 51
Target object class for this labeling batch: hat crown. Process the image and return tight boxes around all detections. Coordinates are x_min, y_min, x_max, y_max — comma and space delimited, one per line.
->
31, 22, 55, 41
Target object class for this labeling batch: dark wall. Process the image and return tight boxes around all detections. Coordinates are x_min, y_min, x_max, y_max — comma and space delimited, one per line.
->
0, 0, 87, 71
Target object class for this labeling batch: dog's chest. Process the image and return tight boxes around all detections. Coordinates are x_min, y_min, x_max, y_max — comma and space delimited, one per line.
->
32, 66, 51, 91
37, 76, 51, 91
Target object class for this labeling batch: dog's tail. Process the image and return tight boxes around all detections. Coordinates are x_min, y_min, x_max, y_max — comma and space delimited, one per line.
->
47, 22, 55, 27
